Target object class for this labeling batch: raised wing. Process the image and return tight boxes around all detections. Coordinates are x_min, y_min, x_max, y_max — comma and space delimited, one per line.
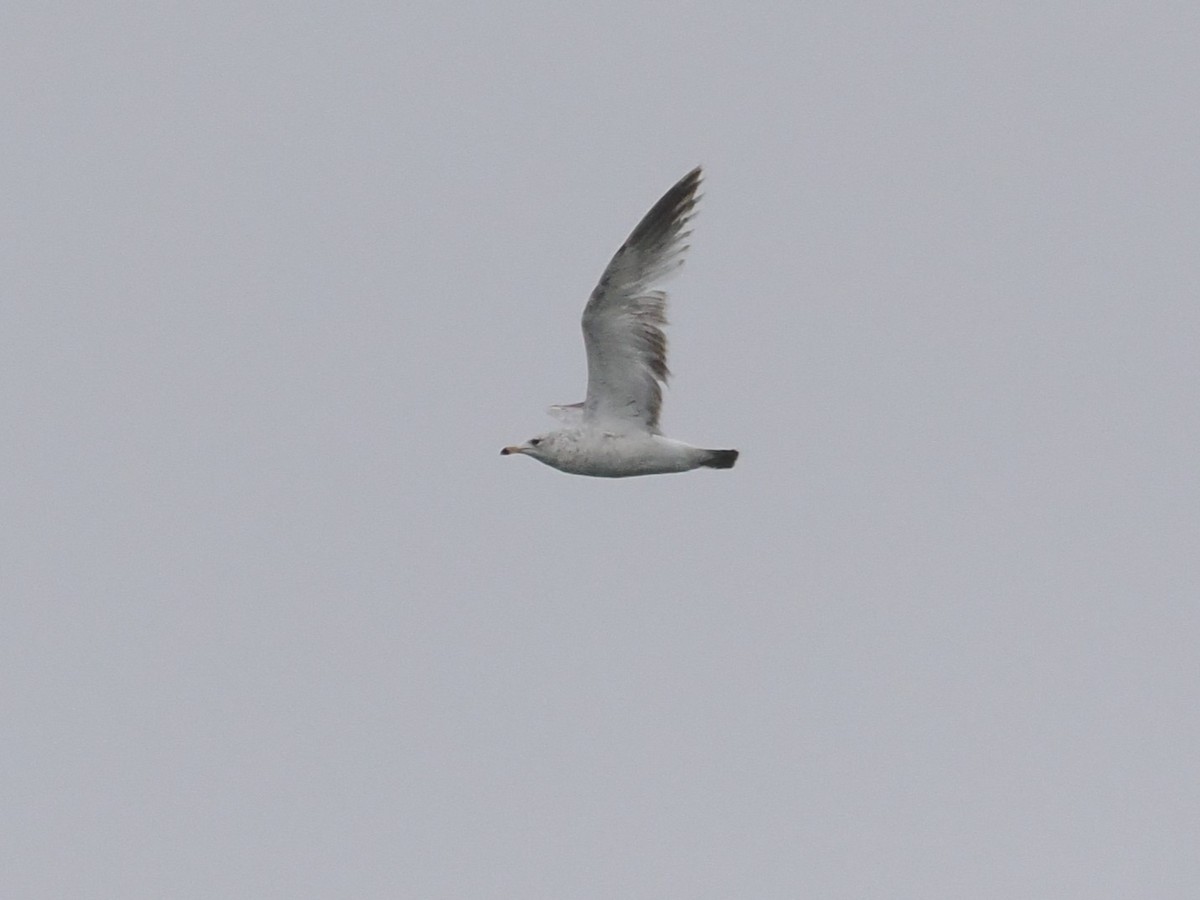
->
580, 167, 701, 432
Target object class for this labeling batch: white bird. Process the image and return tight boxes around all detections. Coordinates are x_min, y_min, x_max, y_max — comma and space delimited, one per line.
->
502, 167, 738, 477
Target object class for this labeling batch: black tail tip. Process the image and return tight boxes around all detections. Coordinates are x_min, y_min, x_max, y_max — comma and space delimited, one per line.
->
703, 449, 739, 469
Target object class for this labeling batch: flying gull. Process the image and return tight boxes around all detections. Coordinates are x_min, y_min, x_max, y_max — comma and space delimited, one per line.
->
502, 167, 738, 477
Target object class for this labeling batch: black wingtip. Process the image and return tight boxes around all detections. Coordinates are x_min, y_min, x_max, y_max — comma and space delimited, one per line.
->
624, 167, 704, 250
703, 449, 738, 469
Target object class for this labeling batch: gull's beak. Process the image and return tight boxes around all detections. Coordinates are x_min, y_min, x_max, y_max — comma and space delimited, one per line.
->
500, 445, 524, 456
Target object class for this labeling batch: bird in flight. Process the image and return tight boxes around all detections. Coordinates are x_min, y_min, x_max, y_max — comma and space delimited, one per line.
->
502, 167, 738, 477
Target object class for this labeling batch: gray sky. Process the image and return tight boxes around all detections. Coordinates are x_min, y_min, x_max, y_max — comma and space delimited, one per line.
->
4, 3, 1198, 898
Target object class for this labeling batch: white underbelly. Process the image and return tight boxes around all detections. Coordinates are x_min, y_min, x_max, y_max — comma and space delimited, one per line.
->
549, 434, 701, 478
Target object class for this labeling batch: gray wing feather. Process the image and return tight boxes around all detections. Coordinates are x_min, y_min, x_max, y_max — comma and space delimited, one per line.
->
581, 167, 702, 432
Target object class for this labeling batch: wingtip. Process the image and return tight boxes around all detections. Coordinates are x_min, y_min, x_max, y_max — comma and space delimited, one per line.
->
622, 167, 704, 251
678, 166, 703, 195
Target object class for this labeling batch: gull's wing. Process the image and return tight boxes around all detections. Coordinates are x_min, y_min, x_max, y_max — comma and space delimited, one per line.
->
580, 167, 701, 433
547, 402, 584, 424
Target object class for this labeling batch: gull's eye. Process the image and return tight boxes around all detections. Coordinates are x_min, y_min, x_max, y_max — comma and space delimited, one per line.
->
529, 438, 542, 447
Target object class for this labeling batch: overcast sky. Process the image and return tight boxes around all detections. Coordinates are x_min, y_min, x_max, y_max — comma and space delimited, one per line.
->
4, 3, 1198, 898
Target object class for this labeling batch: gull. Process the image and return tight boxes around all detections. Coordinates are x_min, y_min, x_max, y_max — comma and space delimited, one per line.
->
501, 167, 738, 477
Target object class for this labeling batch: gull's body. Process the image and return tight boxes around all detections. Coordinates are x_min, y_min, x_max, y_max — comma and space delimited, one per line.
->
502, 167, 738, 478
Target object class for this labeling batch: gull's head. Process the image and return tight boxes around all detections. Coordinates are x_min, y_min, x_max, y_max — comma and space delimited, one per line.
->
500, 432, 555, 462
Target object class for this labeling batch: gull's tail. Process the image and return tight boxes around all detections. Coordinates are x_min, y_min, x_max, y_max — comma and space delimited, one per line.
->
702, 449, 739, 469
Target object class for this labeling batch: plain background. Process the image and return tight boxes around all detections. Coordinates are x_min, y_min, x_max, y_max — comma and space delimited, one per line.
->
4, 3, 1198, 898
